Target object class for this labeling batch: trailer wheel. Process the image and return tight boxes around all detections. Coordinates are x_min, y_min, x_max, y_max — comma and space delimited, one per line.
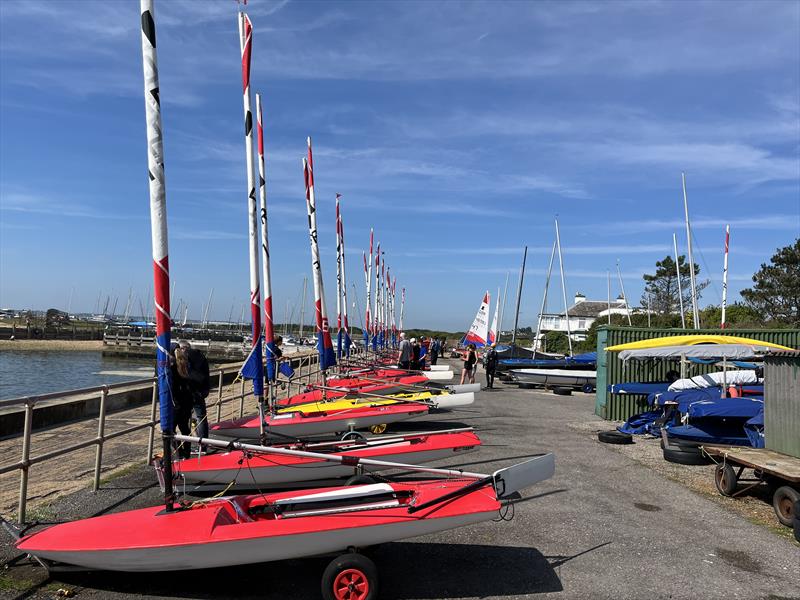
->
553, 387, 572, 396
714, 463, 738, 496
322, 552, 378, 600
772, 486, 800, 527
581, 383, 595, 394
793, 500, 800, 542
368, 424, 387, 434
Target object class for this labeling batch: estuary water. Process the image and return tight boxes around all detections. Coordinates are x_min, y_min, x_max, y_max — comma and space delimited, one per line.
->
0, 351, 153, 400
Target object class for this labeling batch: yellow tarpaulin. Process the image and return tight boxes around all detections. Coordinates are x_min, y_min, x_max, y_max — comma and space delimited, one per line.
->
605, 334, 794, 352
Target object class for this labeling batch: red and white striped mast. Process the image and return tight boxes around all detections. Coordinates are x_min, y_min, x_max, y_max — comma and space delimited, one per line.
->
364, 229, 373, 349
374, 241, 381, 348
238, 10, 264, 413
256, 93, 276, 399
721, 224, 730, 329
335, 196, 343, 360
338, 195, 351, 357
303, 137, 336, 371
139, 0, 174, 511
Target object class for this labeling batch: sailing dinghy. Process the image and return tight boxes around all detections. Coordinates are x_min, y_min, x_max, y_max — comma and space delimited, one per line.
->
165, 429, 481, 488
16, 451, 555, 572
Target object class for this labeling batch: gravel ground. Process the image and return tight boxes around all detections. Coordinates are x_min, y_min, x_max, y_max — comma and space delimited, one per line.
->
1, 359, 798, 600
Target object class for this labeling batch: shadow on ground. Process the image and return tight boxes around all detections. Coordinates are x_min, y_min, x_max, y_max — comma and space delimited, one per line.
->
21, 542, 561, 599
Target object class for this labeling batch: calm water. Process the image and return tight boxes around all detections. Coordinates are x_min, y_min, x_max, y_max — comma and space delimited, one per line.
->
0, 351, 154, 400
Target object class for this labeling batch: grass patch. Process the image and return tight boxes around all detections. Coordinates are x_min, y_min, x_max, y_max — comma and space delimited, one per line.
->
98, 461, 145, 486
0, 573, 35, 592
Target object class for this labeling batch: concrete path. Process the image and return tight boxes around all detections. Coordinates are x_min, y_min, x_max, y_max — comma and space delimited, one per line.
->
1, 359, 798, 599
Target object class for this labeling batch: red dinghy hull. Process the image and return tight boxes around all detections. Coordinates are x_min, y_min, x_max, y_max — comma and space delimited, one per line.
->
173, 430, 481, 488
16, 480, 500, 572
211, 403, 428, 439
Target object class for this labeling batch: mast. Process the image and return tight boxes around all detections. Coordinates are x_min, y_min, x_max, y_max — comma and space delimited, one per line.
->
365, 230, 373, 349
399, 287, 405, 332
335, 196, 343, 360
510, 245, 527, 352
202, 288, 213, 327
338, 195, 351, 357
373, 241, 380, 351
616, 260, 632, 326
497, 272, 509, 345
303, 138, 335, 371
673, 233, 686, 329
238, 10, 263, 408
682, 172, 699, 328
256, 93, 276, 391
139, 0, 174, 511
554, 219, 572, 356
299, 277, 307, 339
606, 270, 611, 325
534, 241, 556, 353
721, 224, 730, 329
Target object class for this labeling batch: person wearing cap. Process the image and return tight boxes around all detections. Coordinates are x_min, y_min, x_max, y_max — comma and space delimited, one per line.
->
410, 337, 421, 370
397, 332, 411, 370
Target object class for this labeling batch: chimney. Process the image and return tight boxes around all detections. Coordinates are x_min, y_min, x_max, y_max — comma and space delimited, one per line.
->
616, 294, 626, 307
574, 293, 586, 305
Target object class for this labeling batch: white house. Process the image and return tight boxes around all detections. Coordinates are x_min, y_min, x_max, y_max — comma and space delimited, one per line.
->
537, 293, 631, 344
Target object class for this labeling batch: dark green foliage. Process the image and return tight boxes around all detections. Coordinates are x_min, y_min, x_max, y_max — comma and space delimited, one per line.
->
642, 255, 708, 315
740, 239, 800, 327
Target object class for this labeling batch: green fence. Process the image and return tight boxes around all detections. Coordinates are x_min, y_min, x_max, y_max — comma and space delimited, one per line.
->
594, 327, 800, 421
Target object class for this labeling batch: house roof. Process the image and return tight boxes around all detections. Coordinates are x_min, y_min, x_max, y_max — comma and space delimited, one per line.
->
563, 301, 627, 318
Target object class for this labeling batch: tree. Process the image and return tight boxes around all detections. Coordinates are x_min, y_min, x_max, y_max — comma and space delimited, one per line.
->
641, 255, 708, 317
699, 303, 763, 329
543, 330, 570, 354
740, 239, 800, 326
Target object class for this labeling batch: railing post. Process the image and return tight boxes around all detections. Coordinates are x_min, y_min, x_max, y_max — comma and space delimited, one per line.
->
215, 371, 223, 422
146, 380, 158, 463
92, 386, 108, 492
17, 399, 34, 524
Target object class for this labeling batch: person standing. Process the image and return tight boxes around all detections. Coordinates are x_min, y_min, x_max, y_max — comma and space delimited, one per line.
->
484, 343, 498, 389
170, 344, 193, 459
410, 337, 421, 370
460, 343, 477, 384
177, 340, 210, 446
397, 333, 411, 370
430, 338, 440, 366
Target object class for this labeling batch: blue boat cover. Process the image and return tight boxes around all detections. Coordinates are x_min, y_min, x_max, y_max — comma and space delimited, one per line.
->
499, 352, 597, 370
618, 410, 664, 435
609, 382, 671, 395
666, 422, 751, 446
744, 409, 765, 448
686, 397, 763, 420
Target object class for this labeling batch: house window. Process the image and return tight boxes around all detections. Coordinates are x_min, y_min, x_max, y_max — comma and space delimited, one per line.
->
553, 318, 561, 329
578, 319, 586, 330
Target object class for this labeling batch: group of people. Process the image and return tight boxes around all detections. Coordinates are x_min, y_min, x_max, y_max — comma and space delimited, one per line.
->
459, 342, 498, 388
397, 334, 448, 371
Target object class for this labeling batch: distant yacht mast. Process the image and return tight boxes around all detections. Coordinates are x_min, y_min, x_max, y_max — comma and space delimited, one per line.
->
682, 172, 700, 329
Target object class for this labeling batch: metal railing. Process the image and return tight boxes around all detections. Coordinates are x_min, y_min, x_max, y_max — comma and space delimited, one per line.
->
0, 346, 369, 523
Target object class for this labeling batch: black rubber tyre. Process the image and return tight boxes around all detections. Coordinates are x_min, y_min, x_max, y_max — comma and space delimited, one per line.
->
793, 500, 800, 542
518, 382, 535, 389
340, 431, 366, 442
714, 463, 738, 496
321, 552, 378, 600
581, 383, 595, 394
772, 485, 800, 527
597, 430, 634, 445
345, 474, 377, 486
553, 387, 572, 396
662, 446, 710, 466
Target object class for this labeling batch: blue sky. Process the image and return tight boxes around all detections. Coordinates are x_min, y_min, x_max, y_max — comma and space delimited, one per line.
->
1, 0, 798, 331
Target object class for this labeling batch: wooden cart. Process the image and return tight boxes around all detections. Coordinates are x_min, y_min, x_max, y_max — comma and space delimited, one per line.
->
702, 445, 800, 531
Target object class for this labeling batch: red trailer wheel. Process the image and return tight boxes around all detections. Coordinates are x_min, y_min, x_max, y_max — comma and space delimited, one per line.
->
322, 553, 378, 600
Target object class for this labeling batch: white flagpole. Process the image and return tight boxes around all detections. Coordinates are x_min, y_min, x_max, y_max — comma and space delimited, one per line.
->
673, 233, 686, 329
721, 224, 730, 329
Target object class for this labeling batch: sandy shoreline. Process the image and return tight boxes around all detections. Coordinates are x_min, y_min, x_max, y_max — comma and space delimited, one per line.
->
0, 339, 103, 351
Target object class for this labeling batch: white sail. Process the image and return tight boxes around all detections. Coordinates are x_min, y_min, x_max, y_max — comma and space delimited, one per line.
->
488, 287, 499, 345
464, 291, 490, 347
